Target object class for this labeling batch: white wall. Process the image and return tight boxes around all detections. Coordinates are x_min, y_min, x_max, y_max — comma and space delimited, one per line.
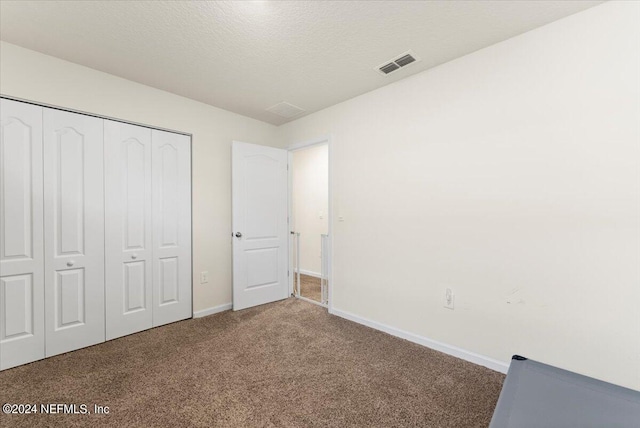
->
293, 144, 328, 275
277, 1, 640, 390
0, 41, 278, 314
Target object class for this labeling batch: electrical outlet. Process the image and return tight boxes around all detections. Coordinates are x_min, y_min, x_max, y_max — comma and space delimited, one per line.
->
200, 271, 209, 284
444, 288, 454, 310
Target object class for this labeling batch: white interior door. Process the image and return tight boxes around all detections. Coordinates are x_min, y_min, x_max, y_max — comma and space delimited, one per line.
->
105, 120, 153, 340
151, 129, 191, 327
0, 99, 45, 369
43, 108, 105, 357
232, 141, 289, 310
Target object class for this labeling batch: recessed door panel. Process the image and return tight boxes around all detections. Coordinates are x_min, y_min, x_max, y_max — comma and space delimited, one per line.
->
159, 257, 178, 305
246, 248, 279, 288
124, 139, 146, 250
1, 118, 33, 261
1, 274, 34, 339
105, 121, 153, 340
152, 130, 191, 327
159, 144, 178, 248
44, 108, 104, 357
55, 128, 85, 256
232, 142, 288, 311
0, 99, 45, 370
245, 155, 278, 240
55, 269, 85, 328
124, 261, 145, 313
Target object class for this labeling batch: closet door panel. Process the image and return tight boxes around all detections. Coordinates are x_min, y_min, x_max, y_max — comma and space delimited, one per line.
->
105, 120, 153, 340
152, 130, 191, 327
0, 99, 45, 370
43, 109, 104, 357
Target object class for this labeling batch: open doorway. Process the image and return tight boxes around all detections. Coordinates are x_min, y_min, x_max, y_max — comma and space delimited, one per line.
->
288, 138, 330, 308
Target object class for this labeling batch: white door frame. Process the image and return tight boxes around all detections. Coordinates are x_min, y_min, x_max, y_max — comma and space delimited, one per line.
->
287, 135, 333, 312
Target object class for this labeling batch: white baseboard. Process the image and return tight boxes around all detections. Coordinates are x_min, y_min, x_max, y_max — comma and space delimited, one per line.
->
193, 303, 232, 318
330, 307, 509, 374
298, 269, 321, 278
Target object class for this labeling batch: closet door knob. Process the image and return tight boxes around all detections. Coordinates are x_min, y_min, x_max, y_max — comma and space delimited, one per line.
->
235, 232, 243, 238
131, 254, 138, 260
67, 260, 75, 267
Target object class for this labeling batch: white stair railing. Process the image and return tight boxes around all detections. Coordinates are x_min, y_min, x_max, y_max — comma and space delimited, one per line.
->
296, 232, 301, 297
321, 234, 329, 305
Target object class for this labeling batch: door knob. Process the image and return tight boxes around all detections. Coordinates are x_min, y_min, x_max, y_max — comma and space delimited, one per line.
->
131, 254, 138, 260
235, 232, 243, 238
67, 260, 75, 267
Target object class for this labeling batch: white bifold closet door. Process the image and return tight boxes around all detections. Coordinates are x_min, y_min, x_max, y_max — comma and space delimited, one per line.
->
151, 129, 191, 327
105, 121, 153, 340
43, 109, 105, 357
104, 122, 191, 336
1, 99, 191, 369
0, 99, 45, 370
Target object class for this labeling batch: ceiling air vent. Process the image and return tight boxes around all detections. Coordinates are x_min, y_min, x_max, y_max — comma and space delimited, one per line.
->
266, 101, 305, 118
376, 50, 420, 76
379, 62, 400, 75
394, 54, 416, 67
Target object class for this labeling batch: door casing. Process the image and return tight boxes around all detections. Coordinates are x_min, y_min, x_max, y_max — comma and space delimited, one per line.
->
287, 135, 333, 312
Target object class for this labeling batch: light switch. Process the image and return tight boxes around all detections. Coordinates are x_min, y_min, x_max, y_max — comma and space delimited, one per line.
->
319, 211, 324, 219
200, 271, 209, 284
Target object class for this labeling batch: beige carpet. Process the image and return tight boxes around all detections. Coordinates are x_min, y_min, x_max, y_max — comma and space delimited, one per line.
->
299, 273, 322, 303
0, 299, 504, 427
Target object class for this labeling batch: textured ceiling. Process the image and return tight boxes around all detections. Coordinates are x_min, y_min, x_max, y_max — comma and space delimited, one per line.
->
0, 1, 602, 125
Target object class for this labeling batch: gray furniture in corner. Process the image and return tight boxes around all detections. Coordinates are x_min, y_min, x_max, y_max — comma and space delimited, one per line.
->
490, 355, 640, 428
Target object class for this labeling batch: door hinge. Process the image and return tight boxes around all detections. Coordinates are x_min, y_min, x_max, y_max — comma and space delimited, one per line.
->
288, 270, 290, 277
